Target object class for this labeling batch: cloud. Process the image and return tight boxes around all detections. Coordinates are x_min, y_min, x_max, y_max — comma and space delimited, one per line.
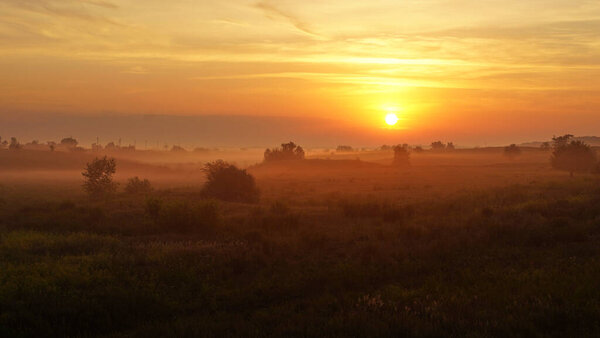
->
3, 0, 121, 25
253, 1, 325, 39
422, 19, 600, 40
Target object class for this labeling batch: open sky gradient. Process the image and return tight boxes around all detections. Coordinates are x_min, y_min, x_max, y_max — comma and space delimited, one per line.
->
1, 0, 600, 145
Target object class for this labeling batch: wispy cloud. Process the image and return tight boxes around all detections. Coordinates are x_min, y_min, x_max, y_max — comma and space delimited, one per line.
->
254, 1, 325, 39
4, 0, 121, 25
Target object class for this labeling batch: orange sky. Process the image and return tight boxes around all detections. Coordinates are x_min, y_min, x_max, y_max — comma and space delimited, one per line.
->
1, 0, 600, 145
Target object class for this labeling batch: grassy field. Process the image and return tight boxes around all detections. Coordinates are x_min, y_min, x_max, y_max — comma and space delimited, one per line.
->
1, 149, 600, 337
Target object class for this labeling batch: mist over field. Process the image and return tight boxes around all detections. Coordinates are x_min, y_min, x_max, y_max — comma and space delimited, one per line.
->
2, 137, 600, 337
3, 0, 600, 336
3, 113, 595, 149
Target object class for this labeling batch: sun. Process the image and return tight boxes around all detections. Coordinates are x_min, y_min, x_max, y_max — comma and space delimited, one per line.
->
385, 113, 399, 126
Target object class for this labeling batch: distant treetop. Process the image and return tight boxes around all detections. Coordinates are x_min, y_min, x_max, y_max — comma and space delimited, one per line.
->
171, 145, 186, 152
550, 134, 596, 177
392, 144, 410, 166
60, 137, 78, 147
430, 141, 455, 151
336, 145, 354, 152
264, 142, 305, 162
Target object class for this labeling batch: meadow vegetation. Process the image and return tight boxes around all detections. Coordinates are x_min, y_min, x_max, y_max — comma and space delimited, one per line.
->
1, 138, 600, 336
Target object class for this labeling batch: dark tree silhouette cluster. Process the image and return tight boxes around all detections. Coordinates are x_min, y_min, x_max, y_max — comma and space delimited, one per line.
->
392, 144, 410, 166
202, 160, 259, 203
430, 141, 455, 151
82, 156, 117, 198
60, 137, 78, 148
8, 137, 22, 150
550, 134, 596, 177
336, 145, 354, 152
264, 142, 305, 162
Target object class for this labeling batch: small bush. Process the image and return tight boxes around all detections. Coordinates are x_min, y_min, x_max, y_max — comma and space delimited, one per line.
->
504, 144, 522, 159
125, 177, 153, 195
202, 160, 260, 203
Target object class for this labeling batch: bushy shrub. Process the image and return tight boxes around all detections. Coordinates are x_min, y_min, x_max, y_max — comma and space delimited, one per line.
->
82, 157, 117, 198
125, 177, 153, 194
202, 160, 260, 203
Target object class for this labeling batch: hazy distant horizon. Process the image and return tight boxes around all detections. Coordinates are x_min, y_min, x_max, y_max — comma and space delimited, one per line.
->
0, 112, 590, 149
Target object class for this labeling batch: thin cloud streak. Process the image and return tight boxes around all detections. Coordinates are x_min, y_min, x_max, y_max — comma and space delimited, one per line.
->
253, 1, 326, 39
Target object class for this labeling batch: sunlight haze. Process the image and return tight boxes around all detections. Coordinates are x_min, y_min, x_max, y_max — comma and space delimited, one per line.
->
1, 0, 600, 144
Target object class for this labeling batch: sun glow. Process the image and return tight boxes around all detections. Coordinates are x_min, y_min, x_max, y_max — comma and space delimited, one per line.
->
385, 113, 399, 126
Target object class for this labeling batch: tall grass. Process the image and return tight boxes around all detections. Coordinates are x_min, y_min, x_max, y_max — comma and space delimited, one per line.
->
1, 179, 600, 336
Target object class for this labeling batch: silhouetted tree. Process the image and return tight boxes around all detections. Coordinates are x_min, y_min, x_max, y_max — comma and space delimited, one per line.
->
82, 156, 117, 198
202, 160, 259, 203
413, 146, 424, 153
552, 134, 573, 148
0, 136, 6, 149
504, 144, 522, 159
336, 145, 354, 152
446, 142, 455, 151
9, 137, 22, 150
171, 145, 186, 152
60, 137, 78, 148
430, 141, 445, 151
264, 142, 305, 162
392, 145, 410, 166
380, 145, 392, 151
125, 177, 153, 194
550, 135, 596, 177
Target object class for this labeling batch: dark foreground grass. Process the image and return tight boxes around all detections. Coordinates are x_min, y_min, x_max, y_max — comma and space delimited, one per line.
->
1, 179, 600, 337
